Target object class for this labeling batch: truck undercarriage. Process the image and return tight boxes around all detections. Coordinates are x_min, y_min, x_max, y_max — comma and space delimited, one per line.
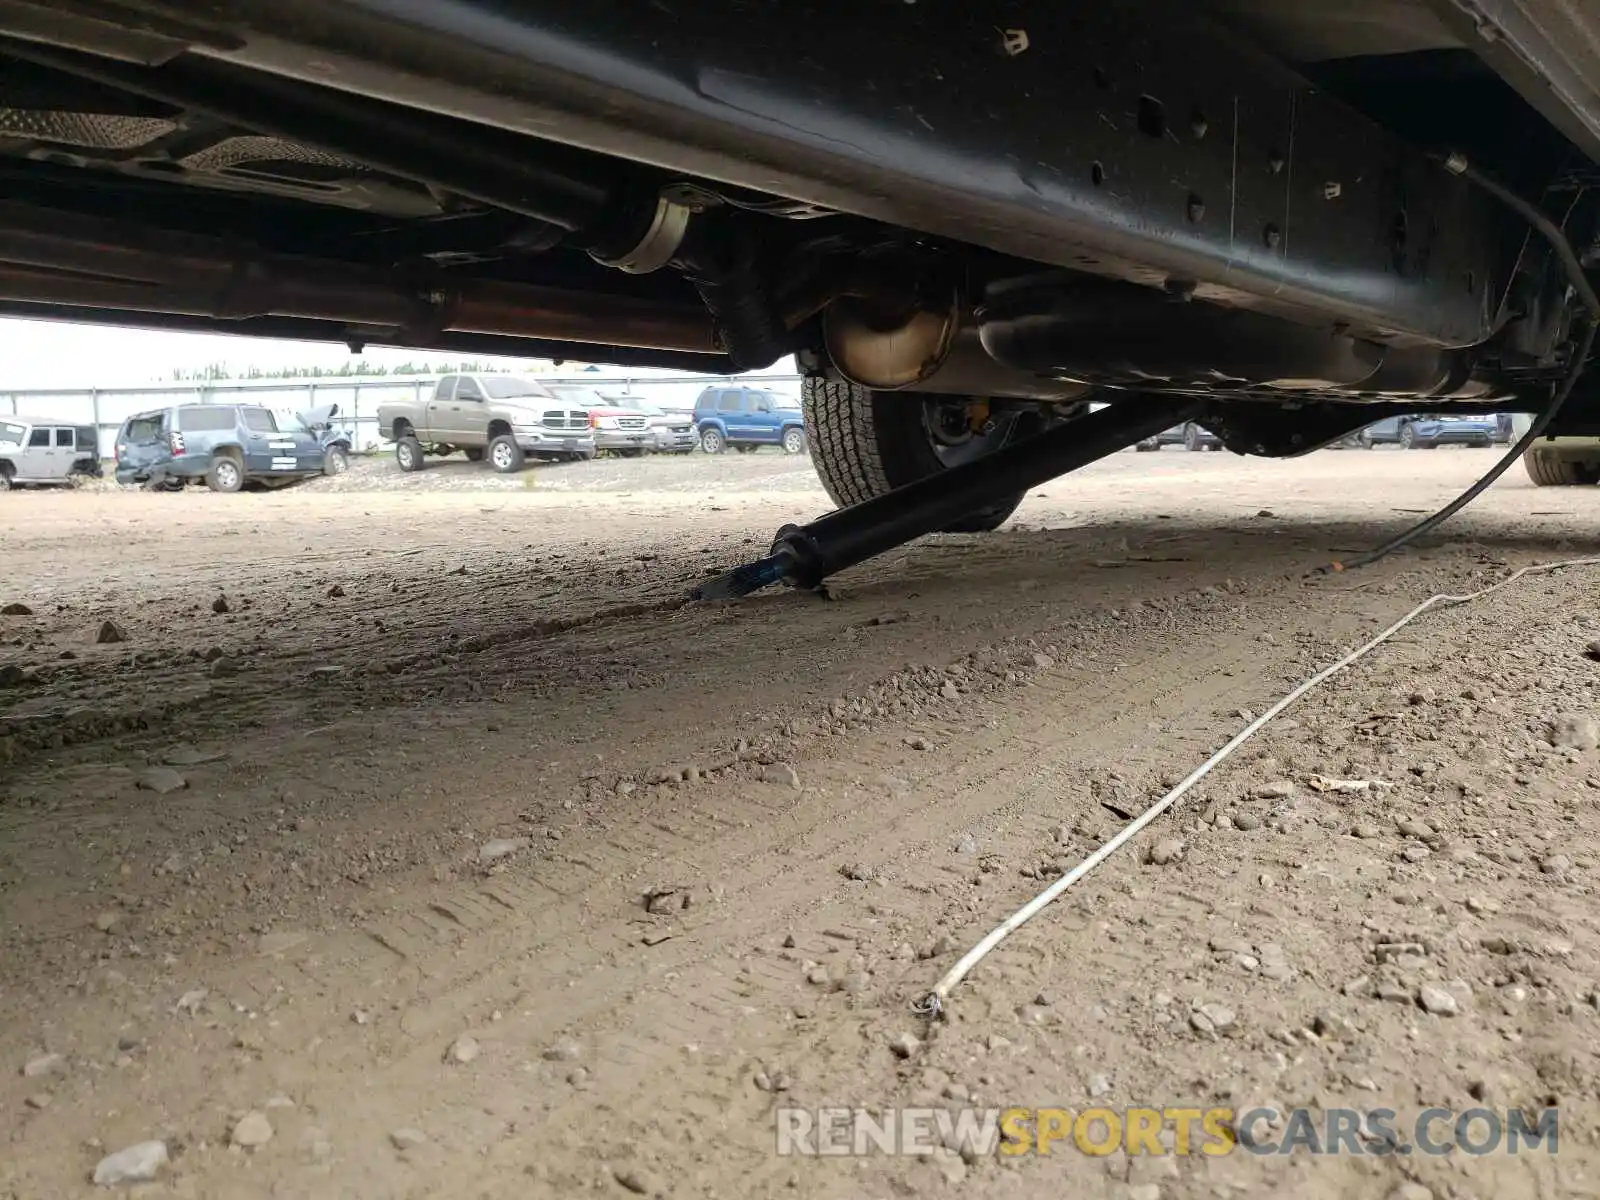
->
5, 0, 1600, 556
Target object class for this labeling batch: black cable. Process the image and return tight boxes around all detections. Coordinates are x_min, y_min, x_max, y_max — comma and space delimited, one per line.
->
1320, 154, 1600, 573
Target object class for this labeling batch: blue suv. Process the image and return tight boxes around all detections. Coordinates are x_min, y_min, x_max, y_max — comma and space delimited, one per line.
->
692, 385, 806, 454
115, 403, 327, 491
1356, 414, 1499, 449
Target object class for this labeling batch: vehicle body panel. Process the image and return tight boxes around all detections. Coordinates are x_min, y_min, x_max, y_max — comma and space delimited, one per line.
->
95, 0, 1511, 351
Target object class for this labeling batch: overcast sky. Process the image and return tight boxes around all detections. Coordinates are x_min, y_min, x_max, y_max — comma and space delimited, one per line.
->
0, 316, 789, 388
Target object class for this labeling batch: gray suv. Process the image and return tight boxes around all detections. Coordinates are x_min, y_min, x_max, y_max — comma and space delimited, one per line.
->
115, 403, 327, 491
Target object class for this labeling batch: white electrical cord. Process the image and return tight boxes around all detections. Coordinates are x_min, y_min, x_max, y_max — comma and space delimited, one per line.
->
916, 555, 1600, 1016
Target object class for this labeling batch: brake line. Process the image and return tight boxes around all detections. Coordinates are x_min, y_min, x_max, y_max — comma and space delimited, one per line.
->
915, 554, 1600, 1017
1321, 155, 1600, 573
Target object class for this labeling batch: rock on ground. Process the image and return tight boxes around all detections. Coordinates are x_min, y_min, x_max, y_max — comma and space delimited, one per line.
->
1147, 838, 1185, 865
759, 763, 801, 789
93, 1141, 168, 1185
136, 767, 187, 795
1417, 985, 1460, 1017
231, 1111, 274, 1148
1549, 712, 1600, 751
477, 837, 529, 865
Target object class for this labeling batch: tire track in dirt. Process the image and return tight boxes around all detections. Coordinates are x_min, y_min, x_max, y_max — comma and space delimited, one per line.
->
4, 462, 1597, 1198
1, 562, 1421, 1198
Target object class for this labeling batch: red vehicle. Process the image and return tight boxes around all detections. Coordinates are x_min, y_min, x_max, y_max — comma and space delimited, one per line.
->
546, 385, 653, 457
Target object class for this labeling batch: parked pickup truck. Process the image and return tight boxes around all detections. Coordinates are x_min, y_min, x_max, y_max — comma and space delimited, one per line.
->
377, 373, 596, 473
544, 382, 654, 456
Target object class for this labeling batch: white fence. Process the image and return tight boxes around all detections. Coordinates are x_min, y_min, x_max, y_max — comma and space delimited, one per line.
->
0, 371, 804, 458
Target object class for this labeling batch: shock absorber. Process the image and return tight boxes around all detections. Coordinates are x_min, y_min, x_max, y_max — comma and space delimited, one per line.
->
695, 395, 1204, 599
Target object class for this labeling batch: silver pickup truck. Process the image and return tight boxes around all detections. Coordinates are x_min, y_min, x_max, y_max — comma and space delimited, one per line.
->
377, 373, 596, 473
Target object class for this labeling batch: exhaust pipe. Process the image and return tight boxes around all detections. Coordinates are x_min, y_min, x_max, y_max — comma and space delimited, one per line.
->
0, 201, 719, 352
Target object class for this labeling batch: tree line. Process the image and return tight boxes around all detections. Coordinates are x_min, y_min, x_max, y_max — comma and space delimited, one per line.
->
169, 359, 542, 381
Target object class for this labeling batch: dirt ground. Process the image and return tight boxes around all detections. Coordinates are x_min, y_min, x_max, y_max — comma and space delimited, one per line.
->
3, 445, 1600, 1199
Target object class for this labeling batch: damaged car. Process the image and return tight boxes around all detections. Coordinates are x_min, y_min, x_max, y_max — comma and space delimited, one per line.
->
296, 403, 356, 475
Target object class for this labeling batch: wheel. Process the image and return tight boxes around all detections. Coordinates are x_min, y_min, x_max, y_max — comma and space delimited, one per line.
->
781, 427, 807, 455
1524, 447, 1600, 486
323, 445, 349, 476
1184, 422, 1204, 451
487, 434, 525, 473
618, 447, 645, 458
801, 375, 1039, 533
395, 436, 425, 472
1134, 440, 1157, 452
207, 454, 244, 493
0, 465, 11, 491
464, 447, 485, 462
1398, 422, 1417, 450
700, 427, 726, 454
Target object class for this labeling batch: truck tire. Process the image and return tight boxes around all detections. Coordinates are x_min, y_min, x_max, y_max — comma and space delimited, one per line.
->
800, 375, 1031, 533
487, 434, 525, 473
207, 453, 245, 493
1524, 446, 1600, 485
395, 436, 425, 472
